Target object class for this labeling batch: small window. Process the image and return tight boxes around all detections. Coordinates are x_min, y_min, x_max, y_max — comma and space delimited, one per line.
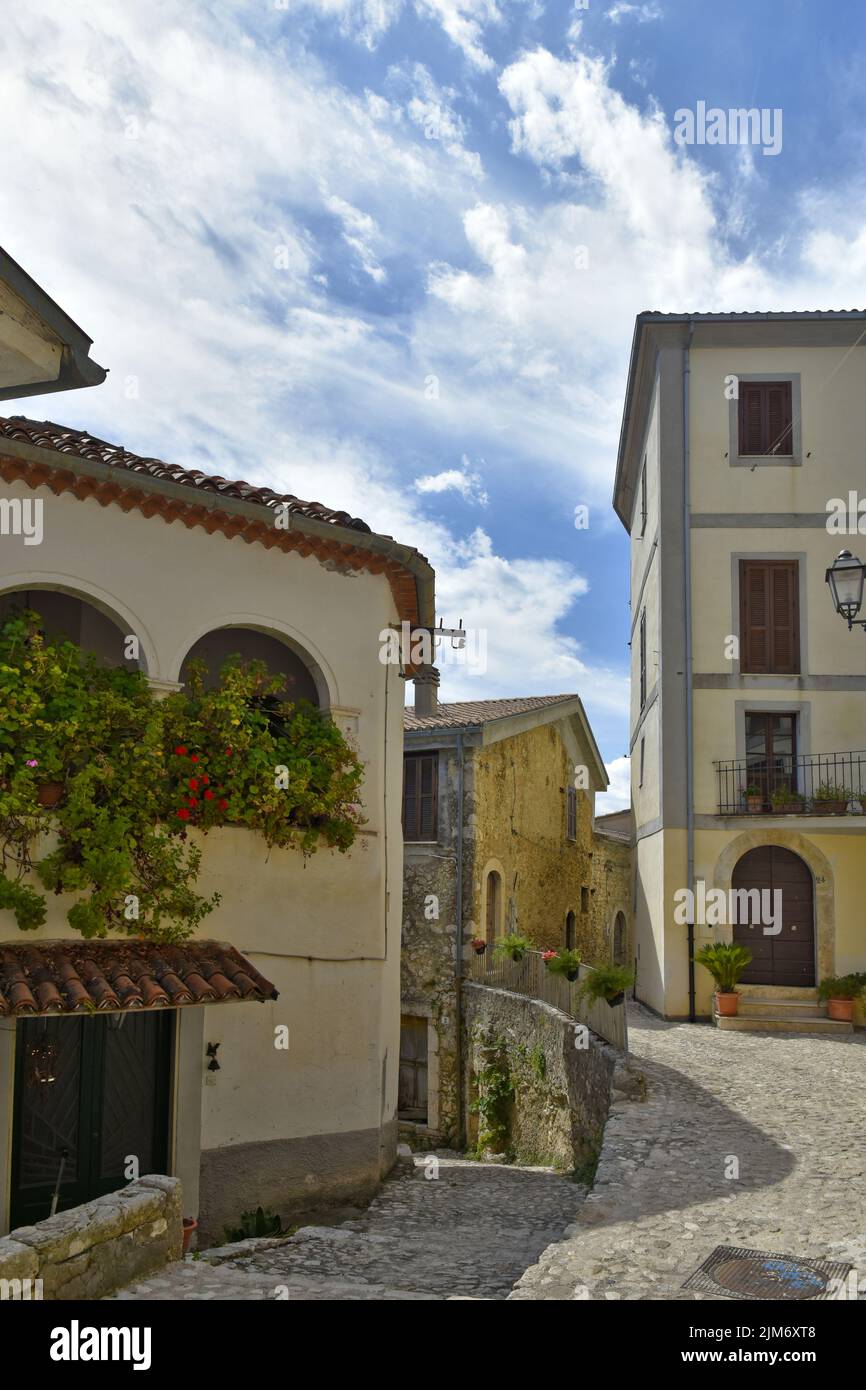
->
738, 381, 793, 457
639, 609, 647, 709
402, 753, 438, 840
639, 736, 645, 789
565, 910, 576, 950
566, 785, 577, 841
639, 458, 647, 536
581, 886, 589, 914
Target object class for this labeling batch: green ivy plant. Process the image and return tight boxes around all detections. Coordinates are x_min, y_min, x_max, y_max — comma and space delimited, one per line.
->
0, 610, 365, 942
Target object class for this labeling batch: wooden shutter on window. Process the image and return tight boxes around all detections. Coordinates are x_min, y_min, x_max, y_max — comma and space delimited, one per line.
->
740, 561, 799, 673
639, 610, 647, 708
403, 753, 438, 840
738, 381, 793, 455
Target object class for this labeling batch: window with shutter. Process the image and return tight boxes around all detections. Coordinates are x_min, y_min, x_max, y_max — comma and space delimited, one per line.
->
639, 609, 647, 708
739, 560, 800, 673
566, 786, 577, 841
738, 381, 794, 456
402, 752, 438, 840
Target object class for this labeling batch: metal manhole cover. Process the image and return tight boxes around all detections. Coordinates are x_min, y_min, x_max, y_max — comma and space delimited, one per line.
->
683, 1245, 851, 1301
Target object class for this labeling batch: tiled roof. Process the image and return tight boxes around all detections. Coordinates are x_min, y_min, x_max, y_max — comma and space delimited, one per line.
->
0, 940, 278, 1016
0, 417, 372, 533
403, 695, 578, 731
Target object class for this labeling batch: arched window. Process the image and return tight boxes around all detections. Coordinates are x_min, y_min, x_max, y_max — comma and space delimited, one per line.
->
565, 910, 576, 950
485, 870, 501, 945
613, 911, 627, 965
0, 589, 144, 670
180, 627, 321, 707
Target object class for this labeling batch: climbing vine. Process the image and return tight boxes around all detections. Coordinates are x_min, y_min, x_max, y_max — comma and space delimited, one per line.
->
0, 609, 365, 942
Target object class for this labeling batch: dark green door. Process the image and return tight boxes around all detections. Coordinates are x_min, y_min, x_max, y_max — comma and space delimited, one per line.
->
11, 1011, 173, 1230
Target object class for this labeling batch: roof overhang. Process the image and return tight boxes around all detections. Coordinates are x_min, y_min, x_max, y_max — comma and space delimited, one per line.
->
0, 248, 107, 400
0, 429, 435, 637
0, 940, 278, 1017
613, 309, 866, 530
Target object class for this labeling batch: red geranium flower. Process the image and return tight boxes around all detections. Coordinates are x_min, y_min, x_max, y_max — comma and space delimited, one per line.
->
201, 774, 210, 785
188, 778, 199, 791
204, 790, 214, 800
225, 747, 233, 756
176, 808, 190, 820
542, 950, 557, 962
174, 745, 188, 756
218, 798, 229, 811
190, 754, 199, 763
188, 797, 198, 806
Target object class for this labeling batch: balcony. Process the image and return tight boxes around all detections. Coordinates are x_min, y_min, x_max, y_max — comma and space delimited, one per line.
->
715, 751, 866, 817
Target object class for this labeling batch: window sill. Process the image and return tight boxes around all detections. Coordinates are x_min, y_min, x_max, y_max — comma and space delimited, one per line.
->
731, 454, 800, 468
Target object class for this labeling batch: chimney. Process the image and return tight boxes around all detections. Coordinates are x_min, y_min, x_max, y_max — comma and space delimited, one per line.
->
413, 664, 440, 719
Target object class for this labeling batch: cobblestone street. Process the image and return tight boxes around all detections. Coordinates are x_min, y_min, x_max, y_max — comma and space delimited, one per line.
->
114, 1004, 866, 1301
512, 1004, 866, 1300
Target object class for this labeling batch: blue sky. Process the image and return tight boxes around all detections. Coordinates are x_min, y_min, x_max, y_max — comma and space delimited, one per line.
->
3, 0, 866, 809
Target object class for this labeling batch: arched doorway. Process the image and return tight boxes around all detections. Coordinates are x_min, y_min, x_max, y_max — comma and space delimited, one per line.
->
565, 910, 576, 950
485, 870, 501, 945
732, 845, 815, 986
613, 911, 627, 965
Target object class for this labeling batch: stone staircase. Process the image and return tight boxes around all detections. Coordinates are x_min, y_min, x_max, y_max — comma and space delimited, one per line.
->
715, 991, 853, 1035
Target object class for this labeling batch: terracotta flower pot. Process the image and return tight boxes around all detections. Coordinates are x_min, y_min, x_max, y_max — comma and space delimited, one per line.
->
715, 991, 739, 1017
827, 998, 855, 1022
182, 1216, 198, 1254
37, 781, 64, 808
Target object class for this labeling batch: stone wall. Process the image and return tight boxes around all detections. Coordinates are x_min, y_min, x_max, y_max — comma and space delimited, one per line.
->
590, 830, 633, 970
0, 1175, 182, 1300
463, 983, 640, 1174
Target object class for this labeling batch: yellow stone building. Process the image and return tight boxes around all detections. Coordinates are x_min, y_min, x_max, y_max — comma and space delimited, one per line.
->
614, 310, 866, 1027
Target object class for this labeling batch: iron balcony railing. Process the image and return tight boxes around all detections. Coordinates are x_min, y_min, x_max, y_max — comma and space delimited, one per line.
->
466, 948, 628, 1052
715, 750, 866, 816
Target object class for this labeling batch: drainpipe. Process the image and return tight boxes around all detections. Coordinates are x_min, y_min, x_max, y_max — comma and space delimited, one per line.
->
454, 731, 465, 1147
683, 319, 696, 1022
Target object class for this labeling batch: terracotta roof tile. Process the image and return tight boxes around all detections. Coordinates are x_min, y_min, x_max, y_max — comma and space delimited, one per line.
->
0, 940, 278, 1017
403, 694, 579, 731
0, 416, 373, 533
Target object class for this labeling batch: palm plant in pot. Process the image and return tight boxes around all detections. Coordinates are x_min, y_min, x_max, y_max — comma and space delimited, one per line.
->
693, 942, 752, 1017
542, 947, 582, 982
817, 974, 864, 1022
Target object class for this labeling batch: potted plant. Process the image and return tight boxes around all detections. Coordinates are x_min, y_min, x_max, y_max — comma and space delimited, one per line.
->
741, 783, 763, 813
693, 942, 752, 1016
817, 973, 864, 1022
543, 947, 582, 982
812, 782, 849, 815
578, 961, 634, 1007
182, 1216, 198, 1254
493, 933, 532, 963
769, 786, 804, 814
471, 938, 487, 955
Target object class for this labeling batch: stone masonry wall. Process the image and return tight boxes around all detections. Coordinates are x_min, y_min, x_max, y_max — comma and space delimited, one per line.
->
463, 984, 639, 1175
0, 1175, 182, 1300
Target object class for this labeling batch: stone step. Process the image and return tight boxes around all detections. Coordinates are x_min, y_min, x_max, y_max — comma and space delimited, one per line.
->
737, 998, 824, 1018
714, 1011, 852, 1034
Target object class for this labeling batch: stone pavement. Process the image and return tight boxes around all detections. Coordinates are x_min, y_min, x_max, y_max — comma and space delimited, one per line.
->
511, 1003, 866, 1299
114, 1004, 866, 1301
113, 1155, 584, 1300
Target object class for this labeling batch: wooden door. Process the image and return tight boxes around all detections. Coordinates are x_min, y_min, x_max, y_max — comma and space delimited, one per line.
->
732, 846, 815, 987
398, 1016, 428, 1122
11, 1012, 173, 1230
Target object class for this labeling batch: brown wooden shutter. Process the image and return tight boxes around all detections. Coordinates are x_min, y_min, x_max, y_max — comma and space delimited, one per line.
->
402, 753, 437, 840
766, 382, 793, 454
739, 384, 764, 454
738, 380, 793, 455
639, 609, 647, 707
771, 562, 799, 673
740, 560, 799, 673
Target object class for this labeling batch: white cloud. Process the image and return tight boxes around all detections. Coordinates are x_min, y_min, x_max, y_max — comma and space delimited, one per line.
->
606, 2, 662, 22
323, 193, 387, 282
414, 457, 489, 503
415, 0, 502, 72
596, 755, 630, 815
